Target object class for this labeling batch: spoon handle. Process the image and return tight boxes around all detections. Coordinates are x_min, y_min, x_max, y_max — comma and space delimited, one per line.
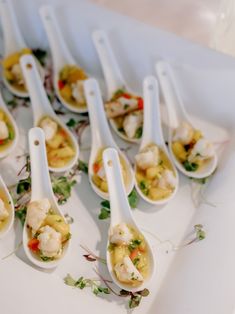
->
20, 54, 54, 122
103, 148, 133, 226
92, 30, 125, 99
28, 127, 53, 201
156, 61, 188, 131
0, 0, 26, 55
84, 78, 114, 148
142, 76, 165, 148
39, 5, 74, 71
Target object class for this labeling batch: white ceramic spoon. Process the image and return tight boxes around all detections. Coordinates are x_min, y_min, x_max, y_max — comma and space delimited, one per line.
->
103, 148, 155, 292
134, 76, 178, 205
39, 5, 88, 113
0, 175, 14, 239
84, 78, 134, 200
156, 61, 217, 179
0, 0, 43, 97
0, 91, 19, 159
23, 127, 70, 268
92, 30, 143, 143
20, 54, 79, 173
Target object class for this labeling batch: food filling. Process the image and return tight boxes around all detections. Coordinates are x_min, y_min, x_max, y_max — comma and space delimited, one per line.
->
171, 121, 215, 172
38, 117, 75, 168
0, 192, 10, 231
2, 48, 32, 92
26, 198, 70, 261
92, 148, 128, 193
0, 109, 15, 152
108, 223, 149, 287
135, 143, 176, 200
105, 89, 143, 140
58, 65, 87, 109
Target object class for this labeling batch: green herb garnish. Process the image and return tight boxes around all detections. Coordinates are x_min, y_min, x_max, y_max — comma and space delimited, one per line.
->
128, 239, 142, 252
98, 207, 110, 220
183, 160, 199, 172
52, 176, 76, 205
135, 126, 142, 139
78, 159, 88, 174
15, 207, 27, 226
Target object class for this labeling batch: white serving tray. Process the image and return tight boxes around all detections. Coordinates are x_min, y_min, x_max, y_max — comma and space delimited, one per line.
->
0, 1, 235, 314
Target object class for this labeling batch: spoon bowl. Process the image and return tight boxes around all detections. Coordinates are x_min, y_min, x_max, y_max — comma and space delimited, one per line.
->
23, 127, 71, 269
39, 5, 88, 113
0, 175, 14, 239
0, 0, 44, 97
92, 30, 143, 143
103, 148, 155, 292
20, 54, 79, 173
156, 61, 217, 179
84, 78, 134, 200
134, 76, 178, 205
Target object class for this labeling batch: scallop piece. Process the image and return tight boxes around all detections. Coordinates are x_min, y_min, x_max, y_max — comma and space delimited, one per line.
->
0, 121, 9, 140
40, 117, 58, 142
71, 81, 85, 104
110, 223, 133, 245
38, 225, 62, 258
158, 169, 176, 189
123, 110, 143, 139
114, 255, 143, 283
105, 97, 138, 118
135, 145, 159, 170
173, 121, 194, 145
188, 138, 215, 162
27, 198, 51, 234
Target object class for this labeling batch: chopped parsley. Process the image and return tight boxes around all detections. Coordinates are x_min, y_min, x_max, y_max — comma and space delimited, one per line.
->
183, 160, 199, 172
135, 126, 142, 139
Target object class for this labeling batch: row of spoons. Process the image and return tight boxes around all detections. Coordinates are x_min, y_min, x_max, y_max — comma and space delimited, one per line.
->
0, 126, 155, 293
0, 52, 218, 205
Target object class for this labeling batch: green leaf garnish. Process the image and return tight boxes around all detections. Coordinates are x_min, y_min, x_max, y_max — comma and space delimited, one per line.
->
135, 126, 142, 139
52, 176, 76, 205
15, 207, 27, 226
78, 159, 88, 174
183, 160, 199, 172
98, 207, 110, 220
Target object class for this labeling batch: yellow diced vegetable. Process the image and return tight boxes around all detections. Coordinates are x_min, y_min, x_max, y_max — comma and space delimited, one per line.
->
172, 141, 187, 162
2, 53, 19, 69
148, 187, 171, 200
92, 174, 102, 187
100, 180, 108, 192
60, 84, 72, 100
113, 246, 129, 264
48, 146, 75, 159
47, 134, 64, 149
193, 130, 203, 142
43, 214, 70, 242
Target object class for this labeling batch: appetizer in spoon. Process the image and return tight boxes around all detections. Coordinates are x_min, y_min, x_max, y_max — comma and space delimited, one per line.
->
0, 0, 43, 97
134, 76, 178, 204
84, 78, 134, 200
20, 54, 78, 172
0, 91, 19, 158
93, 30, 143, 143
156, 61, 217, 178
0, 175, 14, 239
39, 5, 88, 113
103, 148, 155, 291
23, 127, 71, 268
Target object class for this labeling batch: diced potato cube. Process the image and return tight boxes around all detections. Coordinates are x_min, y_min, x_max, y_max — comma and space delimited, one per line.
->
100, 180, 108, 192
0, 110, 5, 121
146, 166, 162, 180
48, 146, 75, 159
47, 134, 64, 149
2, 53, 19, 69
172, 141, 187, 162
60, 84, 72, 100
67, 68, 87, 83
148, 187, 171, 200
135, 171, 145, 183
92, 174, 102, 187
4, 69, 14, 82
193, 130, 203, 142
113, 246, 129, 264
